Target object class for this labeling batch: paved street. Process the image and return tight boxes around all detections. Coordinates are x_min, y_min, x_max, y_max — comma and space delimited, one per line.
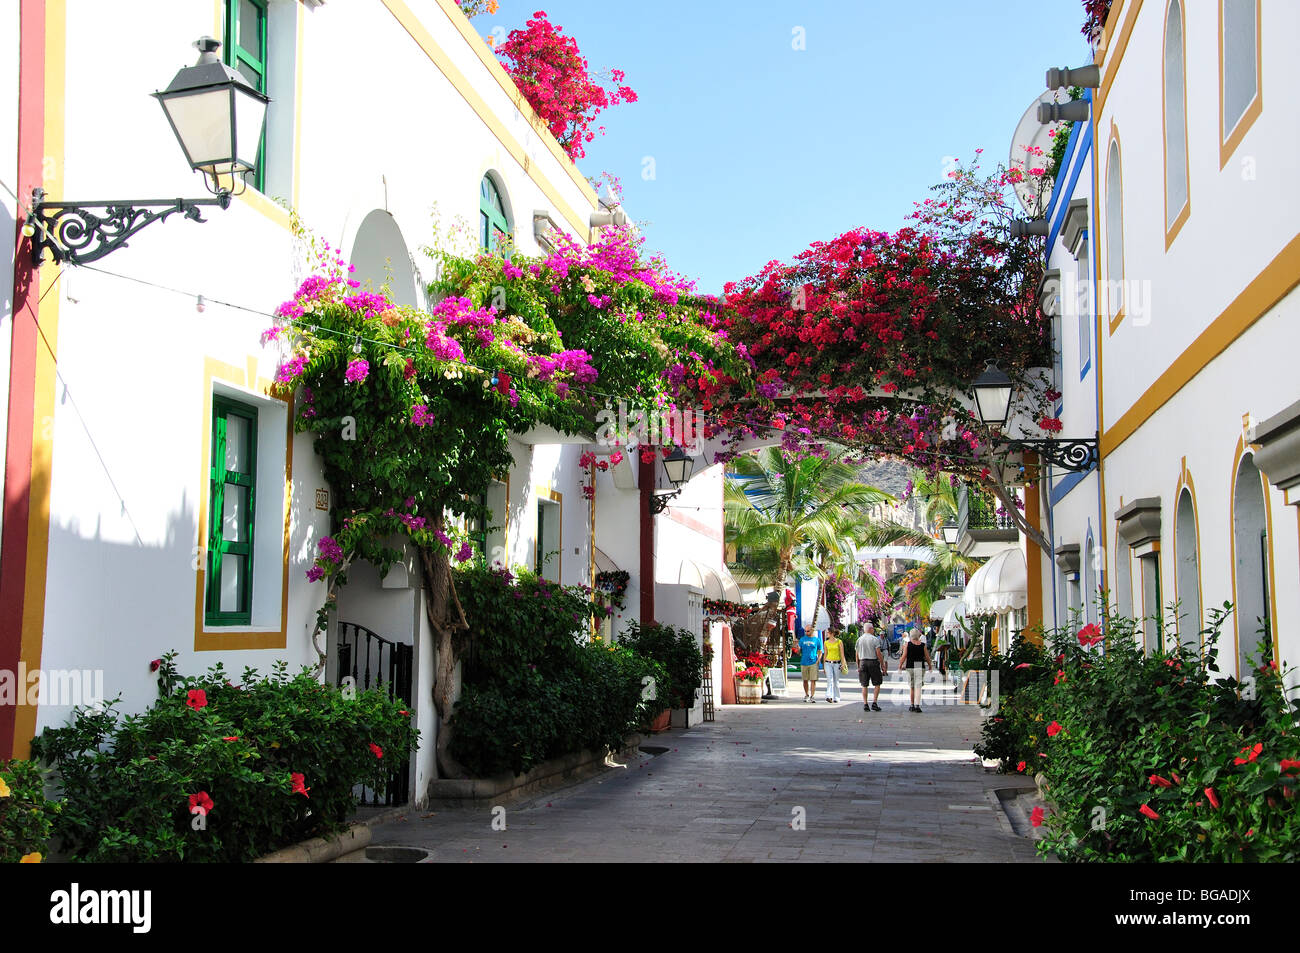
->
371, 668, 1045, 862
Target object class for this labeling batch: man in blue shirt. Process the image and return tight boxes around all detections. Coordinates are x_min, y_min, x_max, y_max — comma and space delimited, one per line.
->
798, 629, 824, 703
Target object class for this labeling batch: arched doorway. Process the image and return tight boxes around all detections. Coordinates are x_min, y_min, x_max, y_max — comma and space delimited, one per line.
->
349, 209, 418, 307
1232, 455, 1272, 675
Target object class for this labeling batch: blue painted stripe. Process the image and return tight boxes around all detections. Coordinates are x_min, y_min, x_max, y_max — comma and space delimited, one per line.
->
1047, 123, 1092, 252
1050, 469, 1089, 507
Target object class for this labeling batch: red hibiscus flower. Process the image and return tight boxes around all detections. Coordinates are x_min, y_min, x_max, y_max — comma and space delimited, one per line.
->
1053, 669, 1067, 685
221, 735, 238, 742
399, 710, 410, 717
1204, 787, 1220, 809
291, 772, 311, 798
369, 742, 384, 760
189, 791, 214, 816
1046, 721, 1062, 737
186, 689, 208, 711
1030, 806, 1044, 827
1139, 804, 1160, 820
1013, 663, 1031, 670
149, 658, 163, 672
1076, 624, 1103, 648
1280, 759, 1300, 775
1233, 742, 1263, 765
1016, 761, 1026, 773
1149, 774, 1172, 788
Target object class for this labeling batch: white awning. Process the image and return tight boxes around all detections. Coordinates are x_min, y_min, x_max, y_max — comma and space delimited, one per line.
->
929, 597, 961, 621
659, 558, 743, 601
941, 600, 968, 630
963, 546, 1028, 615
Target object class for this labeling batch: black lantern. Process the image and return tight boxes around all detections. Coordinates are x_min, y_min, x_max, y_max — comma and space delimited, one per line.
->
941, 523, 960, 545
650, 448, 694, 514
28, 37, 269, 266
970, 363, 1099, 473
154, 36, 269, 195
662, 447, 694, 488
971, 363, 1014, 428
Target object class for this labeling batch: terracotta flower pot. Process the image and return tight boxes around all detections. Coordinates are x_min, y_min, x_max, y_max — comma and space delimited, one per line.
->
649, 709, 671, 732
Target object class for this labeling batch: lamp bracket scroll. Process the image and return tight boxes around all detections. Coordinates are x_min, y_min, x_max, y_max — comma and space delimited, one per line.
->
29, 188, 232, 266
995, 433, 1099, 473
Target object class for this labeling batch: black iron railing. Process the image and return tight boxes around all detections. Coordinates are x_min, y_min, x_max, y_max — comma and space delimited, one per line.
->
337, 621, 413, 806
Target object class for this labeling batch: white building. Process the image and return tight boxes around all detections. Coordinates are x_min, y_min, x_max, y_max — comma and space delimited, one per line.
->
1030, 0, 1298, 678
0, 0, 729, 799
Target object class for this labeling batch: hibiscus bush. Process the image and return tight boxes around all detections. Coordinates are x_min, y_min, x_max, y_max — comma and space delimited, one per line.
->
618, 619, 704, 711
449, 564, 661, 777
977, 606, 1300, 862
0, 758, 59, 863
29, 653, 416, 862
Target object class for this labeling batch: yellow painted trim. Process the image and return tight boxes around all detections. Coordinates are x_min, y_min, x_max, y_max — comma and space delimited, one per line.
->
534, 488, 562, 582
431, 0, 600, 209
193, 357, 292, 651
1104, 124, 1127, 335
1161, 0, 1191, 250
1096, 0, 1144, 117
1227, 438, 1279, 673
13, 0, 68, 760
1023, 463, 1043, 644
1173, 457, 1205, 645
235, 186, 291, 228
380, 0, 595, 242
1101, 233, 1300, 458
1218, 0, 1263, 170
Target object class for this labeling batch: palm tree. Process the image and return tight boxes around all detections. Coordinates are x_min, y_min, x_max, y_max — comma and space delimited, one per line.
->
859, 519, 981, 621
906, 468, 960, 533
725, 446, 893, 618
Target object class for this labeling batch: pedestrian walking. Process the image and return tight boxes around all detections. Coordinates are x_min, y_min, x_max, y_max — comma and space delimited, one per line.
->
822, 628, 847, 702
903, 625, 932, 712
797, 628, 823, 702
855, 622, 886, 711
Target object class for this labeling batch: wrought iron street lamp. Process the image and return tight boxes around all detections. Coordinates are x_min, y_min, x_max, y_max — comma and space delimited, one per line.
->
971, 363, 1098, 473
28, 37, 269, 266
650, 447, 694, 514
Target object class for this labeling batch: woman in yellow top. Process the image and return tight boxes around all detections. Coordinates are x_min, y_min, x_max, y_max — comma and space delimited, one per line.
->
822, 628, 847, 703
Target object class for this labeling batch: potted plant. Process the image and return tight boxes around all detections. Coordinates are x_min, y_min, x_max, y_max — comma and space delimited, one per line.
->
734, 665, 764, 704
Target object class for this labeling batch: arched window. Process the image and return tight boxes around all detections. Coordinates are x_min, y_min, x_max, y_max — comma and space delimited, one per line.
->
1221, 0, 1261, 160
1084, 536, 1098, 626
479, 174, 510, 252
1115, 537, 1134, 623
1105, 138, 1125, 324
1164, 0, 1189, 237
1174, 487, 1202, 646
1232, 455, 1272, 674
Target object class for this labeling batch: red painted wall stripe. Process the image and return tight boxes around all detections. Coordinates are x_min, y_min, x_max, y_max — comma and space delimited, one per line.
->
0, 0, 46, 759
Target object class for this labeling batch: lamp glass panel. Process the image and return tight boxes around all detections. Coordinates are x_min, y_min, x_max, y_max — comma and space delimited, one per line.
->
233, 87, 268, 172
161, 88, 233, 170
974, 384, 1012, 426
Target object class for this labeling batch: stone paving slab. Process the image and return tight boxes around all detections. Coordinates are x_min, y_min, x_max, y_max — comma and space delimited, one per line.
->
371, 671, 1044, 863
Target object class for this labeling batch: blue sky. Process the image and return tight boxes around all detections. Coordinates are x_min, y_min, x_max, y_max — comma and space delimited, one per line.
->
489, 1, 1091, 295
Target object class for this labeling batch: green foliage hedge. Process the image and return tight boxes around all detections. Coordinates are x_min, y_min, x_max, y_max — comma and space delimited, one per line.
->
617, 619, 704, 710
975, 605, 1300, 862
0, 758, 58, 862
30, 654, 417, 863
449, 565, 673, 777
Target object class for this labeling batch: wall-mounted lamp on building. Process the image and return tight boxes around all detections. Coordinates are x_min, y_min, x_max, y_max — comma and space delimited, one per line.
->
649, 447, 694, 514
941, 523, 960, 546
1037, 99, 1090, 124
1046, 65, 1101, 89
971, 362, 1098, 472
590, 205, 628, 229
1010, 219, 1050, 239
28, 37, 269, 266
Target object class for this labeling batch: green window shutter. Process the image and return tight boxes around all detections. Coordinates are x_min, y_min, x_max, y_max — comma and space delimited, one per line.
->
479, 175, 510, 251
206, 396, 258, 625
223, 0, 268, 192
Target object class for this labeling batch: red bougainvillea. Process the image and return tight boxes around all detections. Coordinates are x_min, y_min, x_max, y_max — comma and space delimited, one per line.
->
710, 154, 1052, 482
497, 11, 637, 161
